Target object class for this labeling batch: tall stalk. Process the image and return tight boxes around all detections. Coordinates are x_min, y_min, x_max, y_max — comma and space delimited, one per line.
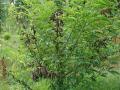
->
51, 1, 65, 89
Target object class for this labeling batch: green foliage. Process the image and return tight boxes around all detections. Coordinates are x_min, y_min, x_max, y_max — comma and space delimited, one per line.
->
16, 0, 120, 89
0, 0, 120, 90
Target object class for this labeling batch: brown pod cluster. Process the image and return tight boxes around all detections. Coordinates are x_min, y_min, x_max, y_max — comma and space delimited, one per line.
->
0, 58, 7, 79
112, 36, 120, 44
32, 66, 58, 81
50, 9, 64, 37
100, 8, 112, 18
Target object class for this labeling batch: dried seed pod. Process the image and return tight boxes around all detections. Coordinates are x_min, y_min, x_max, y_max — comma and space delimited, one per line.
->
0, 58, 7, 79
100, 8, 112, 17
32, 66, 48, 81
32, 66, 58, 81
48, 71, 58, 79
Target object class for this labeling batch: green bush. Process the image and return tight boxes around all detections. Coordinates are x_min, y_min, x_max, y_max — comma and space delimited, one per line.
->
0, 0, 120, 90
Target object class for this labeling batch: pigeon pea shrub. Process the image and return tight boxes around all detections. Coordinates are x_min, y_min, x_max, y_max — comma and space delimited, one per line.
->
13, 0, 120, 90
